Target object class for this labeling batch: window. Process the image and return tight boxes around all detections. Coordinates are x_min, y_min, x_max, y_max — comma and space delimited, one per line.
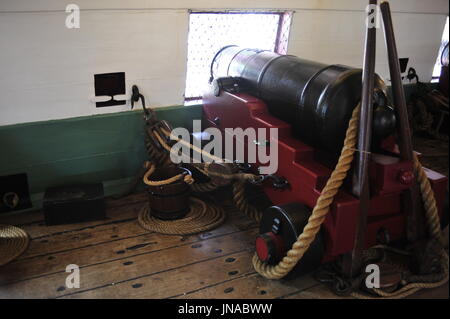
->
184, 11, 293, 100
431, 16, 449, 82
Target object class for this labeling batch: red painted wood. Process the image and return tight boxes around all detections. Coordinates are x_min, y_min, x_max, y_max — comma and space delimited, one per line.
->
203, 91, 448, 261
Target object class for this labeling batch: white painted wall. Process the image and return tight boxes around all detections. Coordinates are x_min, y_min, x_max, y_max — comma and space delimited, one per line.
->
289, 10, 448, 82
0, 9, 189, 125
0, 1, 448, 125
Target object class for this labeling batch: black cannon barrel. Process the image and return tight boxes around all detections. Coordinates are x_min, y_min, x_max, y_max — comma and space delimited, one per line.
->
211, 46, 395, 155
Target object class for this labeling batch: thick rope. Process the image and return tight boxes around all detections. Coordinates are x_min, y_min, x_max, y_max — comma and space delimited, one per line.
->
350, 153, 449, 299
111, 128, 172, 199
140, 129, 225, 236
145, 129, 171, 167
189, 164, 220, 193
142, 162, 194, 186
188, 166, 220, 193
205, 168, 260, 182
138, 197, 226, 235
413, 152, 445, 245
232, 180, 262, 223
147, 129, 210, 192
153, 128, 264, 214
145, 139, 170, 166
146, 104, 360, 278
160, 127, 224, 163
145, 105, 448, 297
152, 126, 223, 164
351, 251, 449, 299
0, 225, 30, 266
245, 100, 449, 295
151, 128, 261, 191
252, 104, 361, 279
191, 181, 219, 193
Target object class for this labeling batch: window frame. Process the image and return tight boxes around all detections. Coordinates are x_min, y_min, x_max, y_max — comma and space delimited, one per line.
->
184, 10, 293, 102
431, 16, 449, 82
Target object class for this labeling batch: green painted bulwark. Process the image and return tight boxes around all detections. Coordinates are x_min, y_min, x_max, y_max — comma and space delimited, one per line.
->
0, 105, 203, 212
0, 83, 437, 214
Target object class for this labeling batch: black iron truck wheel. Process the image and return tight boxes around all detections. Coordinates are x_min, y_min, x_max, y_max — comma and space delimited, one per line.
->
255, 202, 325, 279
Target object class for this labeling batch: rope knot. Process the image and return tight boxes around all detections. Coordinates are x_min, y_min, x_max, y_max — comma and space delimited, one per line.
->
183, 174, 195, 185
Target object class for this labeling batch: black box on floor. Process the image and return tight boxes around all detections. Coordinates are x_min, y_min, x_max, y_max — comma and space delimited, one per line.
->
43, 183, 105, 226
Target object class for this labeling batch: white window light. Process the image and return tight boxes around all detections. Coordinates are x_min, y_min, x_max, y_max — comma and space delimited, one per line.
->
431, 16, 449, 82
184, 11, 292, 100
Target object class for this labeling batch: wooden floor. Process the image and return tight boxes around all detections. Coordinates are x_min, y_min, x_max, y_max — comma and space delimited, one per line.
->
0, 190, 448, 299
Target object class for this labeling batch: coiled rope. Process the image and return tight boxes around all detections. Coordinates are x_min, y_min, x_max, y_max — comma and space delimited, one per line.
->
149, 126, 262, 194
251, 104, 362, 279
351, 252, 448, 298
243, 102, 448, 298
146, 104, 361, 278
146, 103, 448, 298
138, 161, 225, 235
0, 224, 30, 266
350, 152, 449, 299
138, 197, 226, 235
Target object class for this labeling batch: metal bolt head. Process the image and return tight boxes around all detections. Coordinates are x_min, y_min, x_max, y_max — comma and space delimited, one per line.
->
398, 170, 414, 185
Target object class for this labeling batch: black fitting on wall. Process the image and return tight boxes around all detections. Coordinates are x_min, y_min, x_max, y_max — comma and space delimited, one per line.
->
131, 85, 149, 117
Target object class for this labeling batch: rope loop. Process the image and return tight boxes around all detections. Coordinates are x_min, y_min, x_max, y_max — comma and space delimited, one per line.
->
143, 104, 448, 298
251, 103, 362, 279
142, 161, 194, 187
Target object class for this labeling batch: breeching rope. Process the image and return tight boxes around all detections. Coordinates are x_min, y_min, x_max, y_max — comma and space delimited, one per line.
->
138, 160, 226, 235
143, 161, 194, 186
0, 225, 30, 266
138, 197, 226, 235
145, 102, 448, 298
351, 152, 449, 299
251, 104, 362, 279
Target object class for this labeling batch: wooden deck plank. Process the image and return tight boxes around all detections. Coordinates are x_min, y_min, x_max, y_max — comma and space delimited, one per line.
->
1, 191, 448, 299
16, 202, 144, 239
177, 272, 318, 299
0, 229, 258, 298
284, 283, 353, 299
18, 219, 147, 260
17, 206, 254, 261
0, 230, 154, 286
0, 211, 256, 286
61, 251, 255, 299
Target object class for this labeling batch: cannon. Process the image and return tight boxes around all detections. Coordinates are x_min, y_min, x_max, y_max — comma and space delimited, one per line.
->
209, 46, 396, 156
202, 46, 448, 276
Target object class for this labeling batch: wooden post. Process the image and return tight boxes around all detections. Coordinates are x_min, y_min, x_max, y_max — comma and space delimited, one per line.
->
380, 1, 425, 242
343, 0, 378, 279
